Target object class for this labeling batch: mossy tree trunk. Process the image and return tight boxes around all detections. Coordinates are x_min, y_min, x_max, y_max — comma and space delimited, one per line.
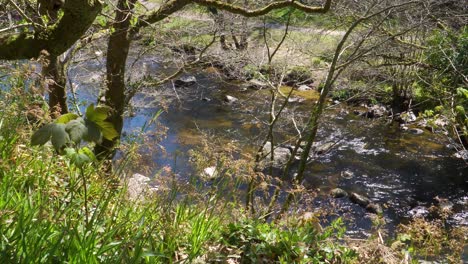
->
0, 0, 101, 114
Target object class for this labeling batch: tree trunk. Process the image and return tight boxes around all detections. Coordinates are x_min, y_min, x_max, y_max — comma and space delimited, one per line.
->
95, 0, 136, 159
43, 54, 68, 116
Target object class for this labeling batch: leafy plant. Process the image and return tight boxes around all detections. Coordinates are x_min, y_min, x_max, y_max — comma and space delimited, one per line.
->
31, 104, 118, 152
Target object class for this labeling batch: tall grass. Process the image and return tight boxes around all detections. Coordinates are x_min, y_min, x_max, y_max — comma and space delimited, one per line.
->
0, 69, 358, 263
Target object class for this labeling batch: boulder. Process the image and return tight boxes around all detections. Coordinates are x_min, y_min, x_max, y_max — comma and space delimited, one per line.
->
330, 188, 348, 198
126, 173, 157, 200
349, 192, 371, 207
174, 75, 196, 87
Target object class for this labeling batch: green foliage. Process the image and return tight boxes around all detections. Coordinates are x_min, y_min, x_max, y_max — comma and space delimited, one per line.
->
31, 104, 118, 152
416, 26, 468, 138
221, 218, 356, 263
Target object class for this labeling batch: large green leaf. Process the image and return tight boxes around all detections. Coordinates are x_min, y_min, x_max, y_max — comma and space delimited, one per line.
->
50, 123, 70, 150
86, 104, 110, 122
31, 124, 54, 146
95, 120, 119, 140
56, 113, 79, 124
65, 118, 87, 143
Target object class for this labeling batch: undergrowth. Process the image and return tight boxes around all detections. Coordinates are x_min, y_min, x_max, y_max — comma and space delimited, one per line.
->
0, 68, 359, 263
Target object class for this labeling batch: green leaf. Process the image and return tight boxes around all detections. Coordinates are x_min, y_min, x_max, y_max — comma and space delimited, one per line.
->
65, 118, 87, 143
56, 113, 79, 124
456, 87, 468, 99
50, 123, 70, 150
84, 119, 102, 143
80, 147, 96, 162
31, 124, 54, 146
95, 121, 119, 140
64, 147, 94, 167
86, 104, 110, 123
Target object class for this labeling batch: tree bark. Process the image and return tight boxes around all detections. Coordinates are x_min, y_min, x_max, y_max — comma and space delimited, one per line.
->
95, 0, 137, 158
0, 0, 101, 60
42, 54, 68, 116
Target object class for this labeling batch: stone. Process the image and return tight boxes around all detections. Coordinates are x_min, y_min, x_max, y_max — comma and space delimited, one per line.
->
288, 97, 305, 103
224, 95, 238, 104
202, 166, 218, 180
297, 85, 312, 91
366, 105, 387, 118
340, 170, 354, 179
247, 79, 268, 89
401, 111, 417, 123
453, 149, 468, 160
408, 206, 429, 218
435, 196, 454, 212
366, 203, 383, 214
126, 173, 157, 200
262, 141, 291, 167
349, 192, 371, 207
174, 75, 196, 87
330, 188, 348, 198
313, 142, 335, 155
408, 128, 424, 135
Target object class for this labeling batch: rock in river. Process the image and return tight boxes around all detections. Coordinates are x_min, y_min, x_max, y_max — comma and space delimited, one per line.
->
262, 141, 291, 167
349, 192, 371, 207
366, 203, 383, 214
330, 188, 348, 198
224, 95, 238, 104
174, 75, 196, 87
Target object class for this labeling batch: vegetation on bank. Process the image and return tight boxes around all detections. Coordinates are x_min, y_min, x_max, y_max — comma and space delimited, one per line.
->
1, 63, 466, 264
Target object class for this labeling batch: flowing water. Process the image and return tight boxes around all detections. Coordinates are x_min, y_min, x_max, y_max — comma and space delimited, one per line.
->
62, 56, 468, 246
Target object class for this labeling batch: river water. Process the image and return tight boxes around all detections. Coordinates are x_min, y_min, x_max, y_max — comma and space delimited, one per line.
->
66, 55, 467, 244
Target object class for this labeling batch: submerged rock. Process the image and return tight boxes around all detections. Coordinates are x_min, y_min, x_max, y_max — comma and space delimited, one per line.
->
330, 188, 348, 198
349, 192, 371, 207
174, 75, 196, 87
